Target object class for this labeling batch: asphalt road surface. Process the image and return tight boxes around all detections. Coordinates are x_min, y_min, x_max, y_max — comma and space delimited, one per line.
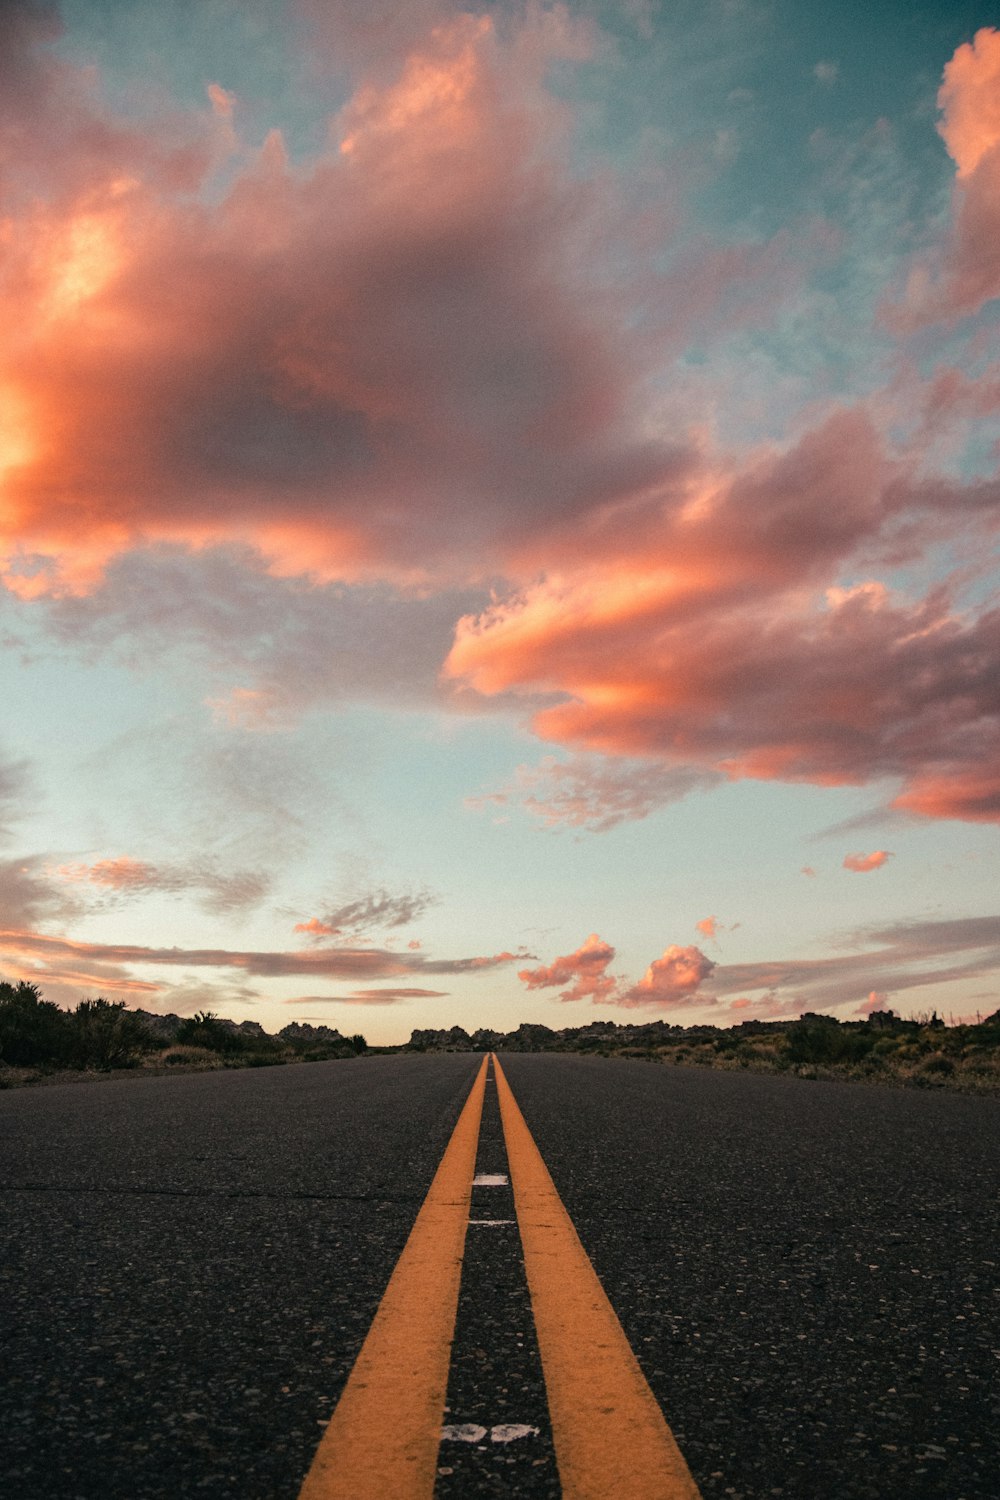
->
1, 1053, 997, 1498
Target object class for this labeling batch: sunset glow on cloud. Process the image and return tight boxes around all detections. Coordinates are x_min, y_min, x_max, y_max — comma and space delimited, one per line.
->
1, 2, 999, 1041
518, 933, 618, 1003
843, 851, 893, 873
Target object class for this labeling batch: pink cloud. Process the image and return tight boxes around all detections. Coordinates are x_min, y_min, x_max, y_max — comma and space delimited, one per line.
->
286, 987, 448, 1005
518, 932, 618, 1003
895, 28, 1000, 324
842, 850, 892, 872
618, 944, 716, 1009
57, 857, 159, 890
937, 27, 1000, 180
727, 994, 805, 1020
857, 990, 891, 1017
52, 854, 269, 913
696, 915, 718, 940
445, 408, 1000, 827
0, 10, 670, 598
336, 987, 449, 1004
0, 927, 523, 983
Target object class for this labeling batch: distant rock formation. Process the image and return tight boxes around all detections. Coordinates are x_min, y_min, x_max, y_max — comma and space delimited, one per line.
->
278, 1021, 346, 1044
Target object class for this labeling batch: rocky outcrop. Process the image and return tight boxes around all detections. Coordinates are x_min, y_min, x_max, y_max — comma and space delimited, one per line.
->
278, 1022, 346, 1044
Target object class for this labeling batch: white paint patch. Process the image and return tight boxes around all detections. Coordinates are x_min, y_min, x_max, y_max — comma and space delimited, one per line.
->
441, 1422, 540, 1444
468, 1218, 515, 1226
472, 1173, 509, 1186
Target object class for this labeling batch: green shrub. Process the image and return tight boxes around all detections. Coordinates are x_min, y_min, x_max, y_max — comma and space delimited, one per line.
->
69, 998, 157, 1070
0, 981, 72, 1066
785, 1018, 873, 1066
175, 1011, 246, 1054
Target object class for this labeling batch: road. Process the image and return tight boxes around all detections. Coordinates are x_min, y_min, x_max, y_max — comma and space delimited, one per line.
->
1, 1053, 997, 1498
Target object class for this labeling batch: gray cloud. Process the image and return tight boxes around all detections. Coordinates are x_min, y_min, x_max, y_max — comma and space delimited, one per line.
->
294, 886, 438, 937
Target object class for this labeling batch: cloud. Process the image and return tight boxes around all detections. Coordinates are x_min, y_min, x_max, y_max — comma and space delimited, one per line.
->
518, 932, 618, 1002
618, 944, 716, 1008
0, 855, 84, 930
327, 987, 449, 1005
41, 547, 487, 724
857, 990, 890, 1016
446, 408, 1000, 827
468, 754, 722, 833
937, 27, 1000, 181
52, 854, 270, 914
895, 28, 1000, 324
813, 61, 838, 87
0, 927, 523, 992
842, 849, 892, 872
0, 8, 680, 598
0, 751, 31, 844
294, 887, 437, 938
711, 914, 1000, 1014
696, 915, 718, 940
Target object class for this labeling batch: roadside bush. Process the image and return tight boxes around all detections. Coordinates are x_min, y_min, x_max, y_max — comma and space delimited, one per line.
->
0, 981, 72, 1066
69, 998, 157, 1070
175, 1011, 246, 1055
785, 1018, 873, 1066
158, 1045, 223, 1069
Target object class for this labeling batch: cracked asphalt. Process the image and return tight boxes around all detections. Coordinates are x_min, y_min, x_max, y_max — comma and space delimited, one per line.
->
1, 1053, 998, 1498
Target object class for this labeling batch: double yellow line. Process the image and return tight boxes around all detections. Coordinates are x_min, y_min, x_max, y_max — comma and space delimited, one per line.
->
299, 1054, 701, 1499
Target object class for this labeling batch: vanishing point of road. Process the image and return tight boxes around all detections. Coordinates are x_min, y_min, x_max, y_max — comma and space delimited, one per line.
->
1, 1053, 997, 1498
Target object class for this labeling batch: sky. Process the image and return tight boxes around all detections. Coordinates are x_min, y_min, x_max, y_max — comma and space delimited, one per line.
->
1, 0, 999, 1044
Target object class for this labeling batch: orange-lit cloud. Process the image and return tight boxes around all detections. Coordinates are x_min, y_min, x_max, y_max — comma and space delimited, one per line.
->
696, 915, 718, 940
518, 932, 618, 1002
842, 850, 892, 872
0, 8, 664, 597
937, 27, 1000, 179
619, 944, 716, 1008
446, 408, 1000, 828
57, 857, 158, 890
857, 990, 891, 1016
897, 28, 1000, 323
1, 6, 997, 849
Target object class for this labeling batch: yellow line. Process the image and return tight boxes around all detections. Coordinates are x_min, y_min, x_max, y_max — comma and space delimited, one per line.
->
494, 1054, 702, 1500
298, 1056, 488, 1500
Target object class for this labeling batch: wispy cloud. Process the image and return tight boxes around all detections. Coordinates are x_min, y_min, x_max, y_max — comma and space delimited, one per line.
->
53, 855, 270, 914
0, 926, 525, 986
294, 887, 437, 938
